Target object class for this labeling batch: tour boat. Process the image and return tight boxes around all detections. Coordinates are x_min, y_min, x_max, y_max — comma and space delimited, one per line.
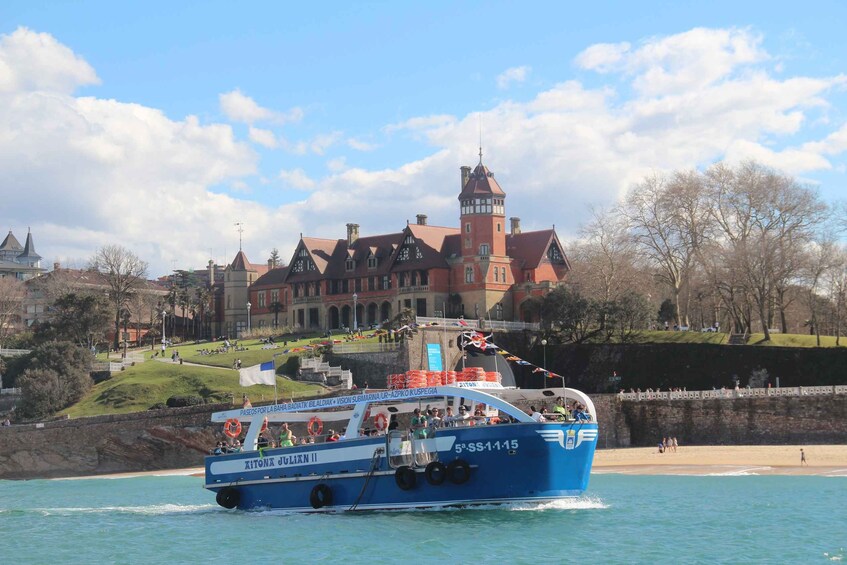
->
204, 383, 598, 512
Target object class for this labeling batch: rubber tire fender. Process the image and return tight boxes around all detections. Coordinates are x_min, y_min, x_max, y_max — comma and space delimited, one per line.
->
310, 483, 333, 509
424, 461, 447, 486
216, 487, 240, 509
447, 459, 471, 485
394, 465, 417, 490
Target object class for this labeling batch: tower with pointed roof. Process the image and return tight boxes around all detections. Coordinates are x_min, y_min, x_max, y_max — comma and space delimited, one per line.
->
223, 250, 267, 337
452, 153, 515, 320
0, 228, 45, 280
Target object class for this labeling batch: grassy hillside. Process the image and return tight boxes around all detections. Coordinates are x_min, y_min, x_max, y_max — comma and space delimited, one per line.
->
623, 330, 728, 344
63, 360, 323, 418
748, 333, 847, 347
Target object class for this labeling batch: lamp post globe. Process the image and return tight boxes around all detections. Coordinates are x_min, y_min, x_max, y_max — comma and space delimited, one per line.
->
541, 339, 547, 369
352, 293, 358, 331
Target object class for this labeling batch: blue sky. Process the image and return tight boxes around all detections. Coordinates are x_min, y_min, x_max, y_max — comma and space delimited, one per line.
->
2, 1, 847, 276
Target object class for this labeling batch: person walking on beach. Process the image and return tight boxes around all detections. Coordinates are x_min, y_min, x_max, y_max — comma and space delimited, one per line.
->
800, 448, 807, 466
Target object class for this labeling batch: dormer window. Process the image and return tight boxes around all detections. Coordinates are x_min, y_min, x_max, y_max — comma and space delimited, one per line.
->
345, 258, 355, 271
298, 248, 308, 258
404, 234, 415, 245
368, 254, 377, 269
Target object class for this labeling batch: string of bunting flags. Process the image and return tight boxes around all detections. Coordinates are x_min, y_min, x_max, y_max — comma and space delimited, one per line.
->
457, 329, 564, 382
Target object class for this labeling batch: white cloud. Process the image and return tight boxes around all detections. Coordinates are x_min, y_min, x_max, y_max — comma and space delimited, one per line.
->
310, 131, 342, 155
347, 137, 378, 151
0, 27, 99, 94
496, 66, 531, 89
384, 114, 457, 134
278, 168, 315, 190
248, 126, 278, 148
219, 89, 303, 125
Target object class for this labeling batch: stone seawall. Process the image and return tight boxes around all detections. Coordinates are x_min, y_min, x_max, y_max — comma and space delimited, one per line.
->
1, 394, 845, 479
0, 404, 227, 480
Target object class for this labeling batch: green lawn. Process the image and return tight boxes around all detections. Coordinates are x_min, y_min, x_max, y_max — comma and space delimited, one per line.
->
63, 359, 324, 418
748, 333, 847, 347
608, 330, 728, 345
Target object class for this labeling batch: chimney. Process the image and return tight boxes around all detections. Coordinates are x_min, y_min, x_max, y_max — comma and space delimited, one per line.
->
460, 166, 471, 190
346, 223, 360, 246
208, 259, 215, 285
53, 261, 61, 271
268, 259, 273, 269
510, 217, 521, 235
416, 214, 428, 226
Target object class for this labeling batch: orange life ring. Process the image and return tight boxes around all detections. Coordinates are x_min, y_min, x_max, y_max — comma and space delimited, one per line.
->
224, 418, 242, 438
308, 416, 323, 437
373, 412, 388, 431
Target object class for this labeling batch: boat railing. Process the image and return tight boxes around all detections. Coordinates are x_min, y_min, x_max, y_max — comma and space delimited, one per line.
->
387, 430, 414, 469
617, 385, 847, 401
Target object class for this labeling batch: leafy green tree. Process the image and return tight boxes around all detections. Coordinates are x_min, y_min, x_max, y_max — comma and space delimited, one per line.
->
542, 286, 598, 343
16, 341, 94, 419
34, 293, 111, 349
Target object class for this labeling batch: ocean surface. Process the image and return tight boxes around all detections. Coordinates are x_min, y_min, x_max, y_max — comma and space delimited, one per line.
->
0, 472, 844, 564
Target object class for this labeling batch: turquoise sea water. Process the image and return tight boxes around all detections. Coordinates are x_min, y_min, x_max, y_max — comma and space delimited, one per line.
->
1, 473, 844, 564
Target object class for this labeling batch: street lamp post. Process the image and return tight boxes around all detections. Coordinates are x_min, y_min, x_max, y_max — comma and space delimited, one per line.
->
162, 310, 167, 345
246, 301, 252, 336
352, 293, 358, 331
541, 339, 547, 369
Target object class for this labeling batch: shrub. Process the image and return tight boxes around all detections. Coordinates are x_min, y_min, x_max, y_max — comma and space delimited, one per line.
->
279, 355, 301, 376
166, 395, 205, 408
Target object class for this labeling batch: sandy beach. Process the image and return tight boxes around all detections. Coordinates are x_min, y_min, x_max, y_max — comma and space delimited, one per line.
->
593, 445, 847, 476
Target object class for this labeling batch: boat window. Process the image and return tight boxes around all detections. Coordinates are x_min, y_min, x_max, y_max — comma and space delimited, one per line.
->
387, 430, 414, 469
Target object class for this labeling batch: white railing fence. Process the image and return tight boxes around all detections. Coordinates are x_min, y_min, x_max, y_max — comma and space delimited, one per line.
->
618, 385, 847, 401
0, 348, 31, 357
415, 317, 540, 331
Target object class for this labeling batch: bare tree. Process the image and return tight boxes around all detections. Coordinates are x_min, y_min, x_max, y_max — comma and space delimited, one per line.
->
90, 245, 148, 351
705, 161, 829, 341
801, 239, 842, 345
0, 277, 25, 345
623, 170, 706, 325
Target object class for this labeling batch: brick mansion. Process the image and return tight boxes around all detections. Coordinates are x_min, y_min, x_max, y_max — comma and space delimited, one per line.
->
213, 157, 571, 337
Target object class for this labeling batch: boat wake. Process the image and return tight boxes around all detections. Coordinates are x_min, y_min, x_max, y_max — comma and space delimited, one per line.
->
1, 503, 219, 517
700, 466, 774, 476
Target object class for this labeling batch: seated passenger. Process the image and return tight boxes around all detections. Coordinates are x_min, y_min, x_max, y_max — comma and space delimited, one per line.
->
326, 429, 340, 442
456, 405, 471, 425
213, 441, 224, 455
553, 397, 569, 421
529, 406, 547, 423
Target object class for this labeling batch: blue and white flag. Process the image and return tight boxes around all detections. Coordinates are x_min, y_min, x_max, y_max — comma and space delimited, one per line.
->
239, 361, 276, 386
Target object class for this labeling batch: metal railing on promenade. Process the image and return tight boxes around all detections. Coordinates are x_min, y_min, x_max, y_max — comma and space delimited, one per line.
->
0, 387, 21, 395
618, 385, 847, 401
415, 317, 540, 331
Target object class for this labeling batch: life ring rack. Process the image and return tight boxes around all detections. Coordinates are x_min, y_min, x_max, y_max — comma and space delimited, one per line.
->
224, 418, 242, 438
308, 416, 323, 437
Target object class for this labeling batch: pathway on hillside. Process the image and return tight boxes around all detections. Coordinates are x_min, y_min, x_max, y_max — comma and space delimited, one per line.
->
153, 357, 234, 371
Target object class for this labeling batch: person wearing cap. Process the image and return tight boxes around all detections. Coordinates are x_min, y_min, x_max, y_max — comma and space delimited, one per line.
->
457, 405, 471, 426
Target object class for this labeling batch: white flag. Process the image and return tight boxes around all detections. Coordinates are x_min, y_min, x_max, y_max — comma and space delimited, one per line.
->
239, 361, 276, 386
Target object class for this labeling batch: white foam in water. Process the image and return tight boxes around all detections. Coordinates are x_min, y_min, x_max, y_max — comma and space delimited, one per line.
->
700, 466, 773, 476
33, 504, 217, 516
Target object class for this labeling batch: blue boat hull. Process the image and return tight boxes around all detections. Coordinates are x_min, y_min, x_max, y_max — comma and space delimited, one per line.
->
205, 422, 598, 512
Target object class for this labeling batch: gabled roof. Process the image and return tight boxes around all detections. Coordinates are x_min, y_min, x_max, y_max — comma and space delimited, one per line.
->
0, 230, 22, 252
458, 162, 506, 199
17, 230, 41, 261
506, 229, 570, 270
253, 266, 290, 288
389, 224, 459, 270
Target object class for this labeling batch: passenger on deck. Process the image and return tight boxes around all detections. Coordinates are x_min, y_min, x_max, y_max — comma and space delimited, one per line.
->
457, 405, 471, 425
530, 406, 547, 422
553, 397, 569, 421
279, 423, 295, 447
231, 440, 243, 453
213, 441, 224, 455
427, 408, 442, 434
411, 408, 428, 439
326, 429, 340, 442
388, 415, 399, 432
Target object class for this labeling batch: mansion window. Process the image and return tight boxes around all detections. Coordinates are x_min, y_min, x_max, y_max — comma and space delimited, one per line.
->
501, 267, 507, 283
271, 289, 279, 304
258, 291, 266, 308
465, 223, 471, 233
369, 276, 377, 291
495, 303, 503, 320
404, 234, 415, 245
314, 282, 321, 296
397, 247, 410, 262
415, 247, 423, 259
525, 270, 534, 282
382, 275, 391, 290
547, 243, 565, 264
461, 197, 504, 215
479, 243, 489, 257
464, 237, 471, 249
368, 254, 377, 269
355, 278, 362, 293
494, 268, 499, 282
419, 270, 428, 285
465, 266, 474, 283
345, 258, 354, 271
